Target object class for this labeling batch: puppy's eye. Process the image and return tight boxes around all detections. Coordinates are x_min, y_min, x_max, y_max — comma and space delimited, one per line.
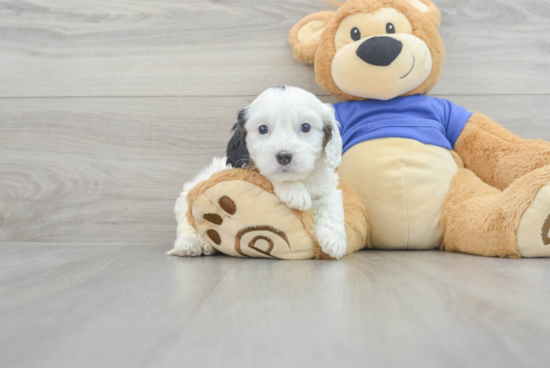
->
300, 123, 311, 133
386, 23, 395, 34
350, 27, 361, 41
258, 125, 269, 135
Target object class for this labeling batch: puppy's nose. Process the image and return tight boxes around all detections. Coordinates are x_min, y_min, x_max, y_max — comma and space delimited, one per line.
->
276, 151, 292, 166
356, 36, 403, 66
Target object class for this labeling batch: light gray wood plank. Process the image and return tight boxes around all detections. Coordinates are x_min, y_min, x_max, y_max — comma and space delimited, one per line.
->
1, 94, 549, 243
0, 0, 549, 97
1, 245, 550, 368
0, 96, 250, 243
382, 251, 550, 328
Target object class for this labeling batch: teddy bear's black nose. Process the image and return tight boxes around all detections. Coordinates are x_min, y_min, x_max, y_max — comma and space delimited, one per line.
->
356, 36, 403, 67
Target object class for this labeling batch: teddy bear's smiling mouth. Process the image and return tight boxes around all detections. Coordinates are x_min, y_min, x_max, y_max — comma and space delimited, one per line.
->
400, 56, 416, 79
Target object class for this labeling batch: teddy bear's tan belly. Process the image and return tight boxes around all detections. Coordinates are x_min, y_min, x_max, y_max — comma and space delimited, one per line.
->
339, 138, 458, 250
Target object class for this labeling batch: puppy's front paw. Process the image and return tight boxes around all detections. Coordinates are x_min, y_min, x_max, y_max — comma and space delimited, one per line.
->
167, 233, 203, 257
278, 188, 312, 211
315, 222, 347, 259
198, 234, 217, 256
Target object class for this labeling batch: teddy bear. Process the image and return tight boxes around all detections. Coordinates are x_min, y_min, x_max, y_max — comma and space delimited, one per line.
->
179, 0, 550, 259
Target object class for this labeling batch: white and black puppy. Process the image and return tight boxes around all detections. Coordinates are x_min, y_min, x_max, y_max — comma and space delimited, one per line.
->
168, 86, 347, 259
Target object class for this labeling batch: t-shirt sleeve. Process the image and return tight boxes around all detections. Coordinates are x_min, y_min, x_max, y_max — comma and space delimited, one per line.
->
434, 98, 473, 148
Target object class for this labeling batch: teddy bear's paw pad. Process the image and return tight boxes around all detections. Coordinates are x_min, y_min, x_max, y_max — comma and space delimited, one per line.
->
218, 196, 237, 215
517, 183, 550, 257
203, 213, 223, 225
190, 180, 316, 259
206, 229, 222, 245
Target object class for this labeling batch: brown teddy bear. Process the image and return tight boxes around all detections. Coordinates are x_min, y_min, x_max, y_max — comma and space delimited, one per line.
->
179, 0, 550, 259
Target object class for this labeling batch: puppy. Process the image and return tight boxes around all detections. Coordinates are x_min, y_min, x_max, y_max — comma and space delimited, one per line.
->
168, 86, 347, 259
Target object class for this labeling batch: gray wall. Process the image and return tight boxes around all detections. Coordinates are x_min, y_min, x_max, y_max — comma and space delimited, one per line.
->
1, 0, 550, 244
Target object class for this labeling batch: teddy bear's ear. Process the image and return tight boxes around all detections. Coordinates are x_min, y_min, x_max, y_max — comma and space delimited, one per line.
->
289, 11, 335, 64
406, 0, 441, 28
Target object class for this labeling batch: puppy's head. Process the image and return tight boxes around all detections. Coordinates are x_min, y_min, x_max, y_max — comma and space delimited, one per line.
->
226, 86, 342, 182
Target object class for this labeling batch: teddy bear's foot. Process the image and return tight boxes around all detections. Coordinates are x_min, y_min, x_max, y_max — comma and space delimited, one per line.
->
517, 182, 550, 257
190, 179, 319, 259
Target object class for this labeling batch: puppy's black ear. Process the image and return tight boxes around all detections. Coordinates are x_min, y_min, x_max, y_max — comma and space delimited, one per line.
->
226, 108, 249, 168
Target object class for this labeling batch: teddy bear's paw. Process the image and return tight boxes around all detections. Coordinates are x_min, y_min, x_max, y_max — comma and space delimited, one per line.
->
315, 220, 347, 259
191, 180, 317, 259
517, 182, 550, 257
167, 232, 204, 257
198, 195, 292, 258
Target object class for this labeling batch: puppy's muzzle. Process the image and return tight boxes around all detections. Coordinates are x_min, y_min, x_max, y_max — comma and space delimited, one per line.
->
276, 151, 293, 166
356, 36, 403, 66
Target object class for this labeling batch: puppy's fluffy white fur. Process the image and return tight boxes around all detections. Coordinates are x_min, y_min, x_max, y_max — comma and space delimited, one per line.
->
168, 86, 347, 259
167, 157, 231, 257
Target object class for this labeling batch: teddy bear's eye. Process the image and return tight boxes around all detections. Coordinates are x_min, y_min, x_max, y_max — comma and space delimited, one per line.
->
386, 23, 395, 34
350, 27, 361, 41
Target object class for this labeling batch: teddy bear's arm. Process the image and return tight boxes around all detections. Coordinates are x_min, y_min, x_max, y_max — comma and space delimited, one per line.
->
453, 113, 550, 190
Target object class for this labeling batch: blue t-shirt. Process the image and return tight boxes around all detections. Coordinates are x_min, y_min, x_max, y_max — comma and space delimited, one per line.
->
333, 95, 473, 153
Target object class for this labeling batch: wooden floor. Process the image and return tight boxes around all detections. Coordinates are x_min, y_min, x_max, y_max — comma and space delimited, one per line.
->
2, 244, 550, 368
1, 0, 550, 367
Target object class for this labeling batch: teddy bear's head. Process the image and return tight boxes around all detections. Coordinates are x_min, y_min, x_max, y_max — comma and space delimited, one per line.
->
289, 0, 444, 101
